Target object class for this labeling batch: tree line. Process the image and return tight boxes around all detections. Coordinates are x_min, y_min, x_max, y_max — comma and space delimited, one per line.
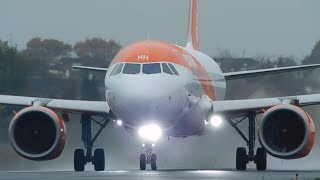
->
1, 37, 320, 101
214, 40, 320, 99
20, 37, 121, 64
0, 37, 121, 100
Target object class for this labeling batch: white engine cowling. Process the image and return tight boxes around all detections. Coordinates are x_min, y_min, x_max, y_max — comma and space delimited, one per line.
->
8, 106, 66, 161
258, 104, 315, 159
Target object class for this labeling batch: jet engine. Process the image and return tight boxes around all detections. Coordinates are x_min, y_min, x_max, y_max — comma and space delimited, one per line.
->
258, 104, 315, 159
8, 106, 66, 161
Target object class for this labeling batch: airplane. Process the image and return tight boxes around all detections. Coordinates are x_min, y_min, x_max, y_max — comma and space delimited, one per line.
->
1, 0, 320, 172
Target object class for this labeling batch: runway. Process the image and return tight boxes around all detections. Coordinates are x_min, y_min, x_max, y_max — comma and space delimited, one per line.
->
0, 170, 319, 180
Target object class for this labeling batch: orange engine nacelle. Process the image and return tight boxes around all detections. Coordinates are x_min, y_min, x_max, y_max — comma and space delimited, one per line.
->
258, 104, 315, 159
8, 106, 66, 161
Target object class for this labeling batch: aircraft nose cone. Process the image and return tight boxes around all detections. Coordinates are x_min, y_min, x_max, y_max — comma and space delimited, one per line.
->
107, 75, 188, 128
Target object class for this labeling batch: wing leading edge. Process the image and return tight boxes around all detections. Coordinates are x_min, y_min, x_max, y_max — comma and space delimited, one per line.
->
72, 66, 108, 72
211, 94, 320, 114
223, 64, 320, 80
0, 95, 110, 115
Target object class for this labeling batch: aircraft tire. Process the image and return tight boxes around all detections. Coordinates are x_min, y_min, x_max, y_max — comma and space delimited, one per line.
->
236, 147, 247, 171
140, 154, 146, 170
256, 147, 267, 171
74, 149, 85, 171
93, 148, 105, 171
151, 154, 157, 171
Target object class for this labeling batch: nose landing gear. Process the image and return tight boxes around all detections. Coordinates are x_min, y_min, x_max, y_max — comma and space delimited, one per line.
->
140, 143, 157, 170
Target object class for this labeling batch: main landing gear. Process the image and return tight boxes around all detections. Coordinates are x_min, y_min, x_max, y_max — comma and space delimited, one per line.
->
140, 143, 157, 170
74, 114, 110, 171
227, 112, 267, 171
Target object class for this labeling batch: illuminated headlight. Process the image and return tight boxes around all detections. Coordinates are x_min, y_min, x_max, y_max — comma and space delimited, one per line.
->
138, 124, 162, 142
116, 120, 123, 126
209, 115, 223, 128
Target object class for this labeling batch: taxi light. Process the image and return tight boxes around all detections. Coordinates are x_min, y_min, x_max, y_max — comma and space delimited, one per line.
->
138, 124, 162, 142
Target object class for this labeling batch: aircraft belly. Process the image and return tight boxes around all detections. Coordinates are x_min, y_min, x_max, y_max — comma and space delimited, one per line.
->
168, 94, 212, 137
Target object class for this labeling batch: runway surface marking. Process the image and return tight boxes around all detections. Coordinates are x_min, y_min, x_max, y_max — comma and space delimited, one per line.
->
0, 170, 319, 180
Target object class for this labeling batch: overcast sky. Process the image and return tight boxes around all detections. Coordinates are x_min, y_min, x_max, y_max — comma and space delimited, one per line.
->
1, 0, 320, 58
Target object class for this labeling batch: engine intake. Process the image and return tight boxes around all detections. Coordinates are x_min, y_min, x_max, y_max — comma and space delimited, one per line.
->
8, 106, 66, 161
258, 104, 315, 159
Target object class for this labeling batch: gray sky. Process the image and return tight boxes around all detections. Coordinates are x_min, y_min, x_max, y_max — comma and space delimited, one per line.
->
1, 0, 320, 58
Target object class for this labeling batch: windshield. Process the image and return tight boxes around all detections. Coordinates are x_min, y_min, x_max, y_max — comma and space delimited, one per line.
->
123, 63, 141, 74
142, 63, 161, 74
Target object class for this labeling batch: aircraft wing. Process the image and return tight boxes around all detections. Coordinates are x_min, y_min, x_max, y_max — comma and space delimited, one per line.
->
211, 94, 320, 114
0, 95, 110, 115
223, 64, 320, 80
72, 66, 108, 72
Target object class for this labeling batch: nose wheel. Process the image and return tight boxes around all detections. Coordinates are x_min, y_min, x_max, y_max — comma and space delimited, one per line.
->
140, 154, 147, 170
151, 154, 157, 170
140, 144, 157, 170
74, 114, 110, 171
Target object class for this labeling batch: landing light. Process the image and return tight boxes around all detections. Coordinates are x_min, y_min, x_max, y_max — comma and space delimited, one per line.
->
209, 115, 223, 128
116, 120, 123, 126
138, 124, 162, 142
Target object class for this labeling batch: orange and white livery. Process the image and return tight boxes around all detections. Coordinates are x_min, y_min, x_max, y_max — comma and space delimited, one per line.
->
1, 0, 320, 172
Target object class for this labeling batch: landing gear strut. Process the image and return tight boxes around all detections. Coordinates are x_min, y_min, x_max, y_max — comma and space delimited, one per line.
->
140, 143, 157, 170
227, 112, 267, 171
74, 114, 110, 171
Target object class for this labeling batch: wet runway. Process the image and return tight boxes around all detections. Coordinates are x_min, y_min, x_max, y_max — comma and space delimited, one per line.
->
0, 170, 319, 180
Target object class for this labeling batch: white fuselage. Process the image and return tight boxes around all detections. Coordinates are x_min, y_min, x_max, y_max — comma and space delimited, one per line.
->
105, 42, 226, 137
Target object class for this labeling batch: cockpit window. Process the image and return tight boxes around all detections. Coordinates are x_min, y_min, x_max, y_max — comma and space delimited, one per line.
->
123, 63, 141, 74
110, 64, 120, 76
142, 63, 161, 74
162, 63, 173, 75
113, 63, 124, 75
110, 63, 178, 75
168, 63, 179, 75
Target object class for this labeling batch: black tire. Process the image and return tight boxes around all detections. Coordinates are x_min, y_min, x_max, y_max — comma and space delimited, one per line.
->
151, 154, 157, 171
93, 148, 105, 171
74, 149, 85, 172
256, 148, 267, 171
140, 154, 146, 170
236, 147, 247, 171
